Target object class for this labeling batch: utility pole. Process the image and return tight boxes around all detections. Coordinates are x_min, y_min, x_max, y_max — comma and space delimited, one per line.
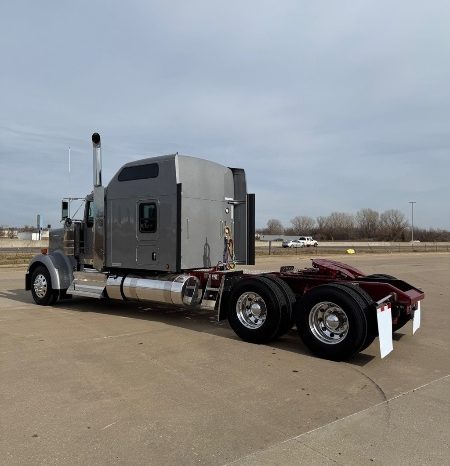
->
68, 146, 71, 195
409, 201, 416, 242
37, 214, 41, 240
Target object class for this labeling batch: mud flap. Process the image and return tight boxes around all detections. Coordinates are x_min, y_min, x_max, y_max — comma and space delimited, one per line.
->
413, 301, 421, 334
377, 302, 393, 359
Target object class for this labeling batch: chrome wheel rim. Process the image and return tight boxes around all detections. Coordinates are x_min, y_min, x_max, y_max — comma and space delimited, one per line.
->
309, 301, 349, 344
236, 292, 267, 329
33, 274, 48, 299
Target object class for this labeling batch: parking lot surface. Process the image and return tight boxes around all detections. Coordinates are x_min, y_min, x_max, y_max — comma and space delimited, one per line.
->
1, 253, 449, 465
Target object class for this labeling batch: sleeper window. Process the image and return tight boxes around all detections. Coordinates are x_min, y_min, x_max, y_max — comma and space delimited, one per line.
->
139, 203, 157, 233
119, 163, 159, 181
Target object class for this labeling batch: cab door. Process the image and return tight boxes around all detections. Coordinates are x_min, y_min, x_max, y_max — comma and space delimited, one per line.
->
136, 200, 159, 267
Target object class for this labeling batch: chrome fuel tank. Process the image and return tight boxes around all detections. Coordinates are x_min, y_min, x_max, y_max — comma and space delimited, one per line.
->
106, 274, 200, 306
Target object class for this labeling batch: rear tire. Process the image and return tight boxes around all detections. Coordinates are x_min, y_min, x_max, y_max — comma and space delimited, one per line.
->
227, 277, 285, 344
333, 283, 377, 351
262, 274, 296, 338
295, 284, 370, 361
31, 266, 59, 306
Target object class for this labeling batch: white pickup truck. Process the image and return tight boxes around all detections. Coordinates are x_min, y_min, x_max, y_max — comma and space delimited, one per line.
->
298, 236, 318, 247
282, 236, 318, 248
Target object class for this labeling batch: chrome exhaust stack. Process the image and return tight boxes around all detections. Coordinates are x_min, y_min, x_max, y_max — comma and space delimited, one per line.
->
92, 132, 102, 187
92, 132, 105, 271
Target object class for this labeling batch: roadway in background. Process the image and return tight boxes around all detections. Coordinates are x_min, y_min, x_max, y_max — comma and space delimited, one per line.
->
256, 240, 450, 255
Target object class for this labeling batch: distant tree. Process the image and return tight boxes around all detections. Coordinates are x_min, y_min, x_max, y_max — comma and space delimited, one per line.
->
19, 225, 35, 232
326, 212, 355, 240
356, 208, 379, 239
316, 216, 330, 240
261, 211, 450, 241
315, 213, 354, 240
415, 228, 450, 242
379, 209, 408, 240
266, 218, 284, 235
290, 216, 316, 235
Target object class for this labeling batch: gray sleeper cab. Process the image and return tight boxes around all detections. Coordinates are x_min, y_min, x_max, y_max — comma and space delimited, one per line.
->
105, 154, 253, 272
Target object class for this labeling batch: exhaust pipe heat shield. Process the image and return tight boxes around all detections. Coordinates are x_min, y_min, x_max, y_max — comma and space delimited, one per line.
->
92, 132, 105, 270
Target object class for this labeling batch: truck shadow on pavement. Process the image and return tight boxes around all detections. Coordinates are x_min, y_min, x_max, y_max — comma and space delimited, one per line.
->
3, 288, 379, 365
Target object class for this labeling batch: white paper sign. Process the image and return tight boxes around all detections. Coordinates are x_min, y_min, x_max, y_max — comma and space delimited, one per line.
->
413, 301, 421, 334
377, 303, 393, 359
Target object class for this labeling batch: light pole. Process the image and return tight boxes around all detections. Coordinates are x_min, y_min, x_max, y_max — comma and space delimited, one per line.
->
409, 201, 416, 242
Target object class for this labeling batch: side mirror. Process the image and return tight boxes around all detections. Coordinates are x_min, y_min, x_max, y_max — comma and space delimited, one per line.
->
61, 201, 69, 220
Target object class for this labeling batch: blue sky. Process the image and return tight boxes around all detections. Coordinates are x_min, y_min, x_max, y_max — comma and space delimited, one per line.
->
1, 1, 449, 229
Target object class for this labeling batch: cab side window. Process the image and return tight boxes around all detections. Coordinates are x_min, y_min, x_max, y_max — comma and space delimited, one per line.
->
139, 203, 157, 233
86, 201, 94, 227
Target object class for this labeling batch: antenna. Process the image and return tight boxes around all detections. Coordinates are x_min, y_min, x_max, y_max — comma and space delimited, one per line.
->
68, 146, 71, 192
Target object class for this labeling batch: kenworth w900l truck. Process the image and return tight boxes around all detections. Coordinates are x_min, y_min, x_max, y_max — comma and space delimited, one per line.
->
26, 133, 424, 360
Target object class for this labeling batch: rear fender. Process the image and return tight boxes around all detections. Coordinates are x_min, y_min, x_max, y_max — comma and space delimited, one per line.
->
26, 251, 75, 290
217, 272, 245, 321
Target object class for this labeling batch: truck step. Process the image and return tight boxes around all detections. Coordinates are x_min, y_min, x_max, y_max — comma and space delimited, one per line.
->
199, 276, 222, 310
69, 270, 107, 299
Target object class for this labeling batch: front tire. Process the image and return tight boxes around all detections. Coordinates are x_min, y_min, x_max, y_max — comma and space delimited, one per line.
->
295, 284, 370, 360
31, 266, 58, 305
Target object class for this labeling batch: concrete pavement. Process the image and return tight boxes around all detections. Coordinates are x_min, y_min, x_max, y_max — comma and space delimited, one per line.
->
0, 254, 449, 465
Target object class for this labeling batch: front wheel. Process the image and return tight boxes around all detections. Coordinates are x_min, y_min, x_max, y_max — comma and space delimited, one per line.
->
31, 266, 58, 305
295, 284, 370, 360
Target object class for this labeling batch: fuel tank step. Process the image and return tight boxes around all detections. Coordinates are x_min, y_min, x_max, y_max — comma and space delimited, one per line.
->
69, 270, 107, 298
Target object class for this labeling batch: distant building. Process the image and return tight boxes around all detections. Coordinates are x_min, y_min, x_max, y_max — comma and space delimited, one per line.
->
0, 228, 18, 238
17, 230, 49, 240
17, 232, 33, 240
258, 234, 299, 242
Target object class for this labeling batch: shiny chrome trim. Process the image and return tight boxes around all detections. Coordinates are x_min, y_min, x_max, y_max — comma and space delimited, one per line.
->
236, 291, 267, 329
109, 274, 201, 307
33, 273, 48, 298
309, 301, 349, 344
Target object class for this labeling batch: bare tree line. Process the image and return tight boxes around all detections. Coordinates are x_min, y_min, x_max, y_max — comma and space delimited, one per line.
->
0, 225, 38, 238
259, 209, 450, 242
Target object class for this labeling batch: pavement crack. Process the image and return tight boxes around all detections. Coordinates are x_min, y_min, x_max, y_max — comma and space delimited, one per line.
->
298, 441, 344, 464
343, 366, 392, 438
222, 374, 450, 466
345, 366, 388, 402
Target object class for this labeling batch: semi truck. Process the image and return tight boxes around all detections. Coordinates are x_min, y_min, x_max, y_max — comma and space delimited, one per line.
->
26, 133, 424, 360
